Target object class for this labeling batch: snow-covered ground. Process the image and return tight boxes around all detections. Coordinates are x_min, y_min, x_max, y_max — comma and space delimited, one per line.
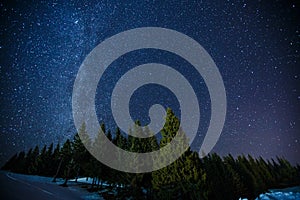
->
256, 191, 300, 200
256, 186, 300, 200
239, 186, 300, 200
7, 172, 300, 200
69, 177, 94, 184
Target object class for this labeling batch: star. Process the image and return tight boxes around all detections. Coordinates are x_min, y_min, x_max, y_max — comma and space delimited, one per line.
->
0, 0, 299, 166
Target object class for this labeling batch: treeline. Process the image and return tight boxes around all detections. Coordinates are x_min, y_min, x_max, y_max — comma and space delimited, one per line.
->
2, 109, 300, 200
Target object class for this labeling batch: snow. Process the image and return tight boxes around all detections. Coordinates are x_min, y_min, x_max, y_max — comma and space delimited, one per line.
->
69, 177, 94, 184
69, 177, 111, 188
255, 191, 300, 200
82, 193, 103, 200
256, 186, 300, 200
8, 172, 300, 200
239, 186, 300, 200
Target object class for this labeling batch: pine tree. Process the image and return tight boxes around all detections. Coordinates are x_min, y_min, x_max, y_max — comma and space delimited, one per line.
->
113, 127, 127, 149
44, 143, 53, 176
140, 126, 159, 199
127, 122, 145, 199
236, 155, 258, 199
160, 108, 180, 147
111, 127, 128, 186
88, 124, 107, 190
52, 140, 73, 184
24, 148, 33, 173
27, 145, 39, 175
36, 145, 47, 176
223, 154, 247, 199
2, 112, 300, 200
60, 139, 73, 187
152, 108, 202, 200
51, 143, 61, 180
92, 124, 106, 184
13, 151, 26, 173
73, 123, 92, 181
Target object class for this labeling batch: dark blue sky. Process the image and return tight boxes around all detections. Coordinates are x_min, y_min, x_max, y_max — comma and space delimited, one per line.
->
0, 0, 299, 165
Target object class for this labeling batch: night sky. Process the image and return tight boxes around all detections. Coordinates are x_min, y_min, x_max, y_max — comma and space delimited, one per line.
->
0, 0, 299, 166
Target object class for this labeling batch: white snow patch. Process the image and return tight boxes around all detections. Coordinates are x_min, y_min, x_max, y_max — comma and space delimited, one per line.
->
239, 186, 300, 200
69, 177, 94, 184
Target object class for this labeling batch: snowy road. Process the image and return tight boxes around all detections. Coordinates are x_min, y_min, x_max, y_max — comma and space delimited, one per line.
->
0, 171, 83, 200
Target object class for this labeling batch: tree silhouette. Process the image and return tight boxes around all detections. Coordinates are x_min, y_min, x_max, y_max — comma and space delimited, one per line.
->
2, 109, 300, 199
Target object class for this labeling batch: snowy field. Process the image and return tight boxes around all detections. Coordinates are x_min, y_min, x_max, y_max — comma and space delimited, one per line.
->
256, 186, 300, 200
239, 186, 300, 200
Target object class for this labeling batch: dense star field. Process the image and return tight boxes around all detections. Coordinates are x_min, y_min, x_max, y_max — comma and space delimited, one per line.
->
0, 0, 299, 165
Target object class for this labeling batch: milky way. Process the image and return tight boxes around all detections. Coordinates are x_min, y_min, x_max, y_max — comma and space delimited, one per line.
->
0, 0, 299, 165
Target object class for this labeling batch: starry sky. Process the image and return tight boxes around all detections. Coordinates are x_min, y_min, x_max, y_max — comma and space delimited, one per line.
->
0, 0, 299, 165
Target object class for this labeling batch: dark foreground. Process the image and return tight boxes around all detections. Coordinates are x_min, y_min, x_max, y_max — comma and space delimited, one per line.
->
0, 171, 83, 200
